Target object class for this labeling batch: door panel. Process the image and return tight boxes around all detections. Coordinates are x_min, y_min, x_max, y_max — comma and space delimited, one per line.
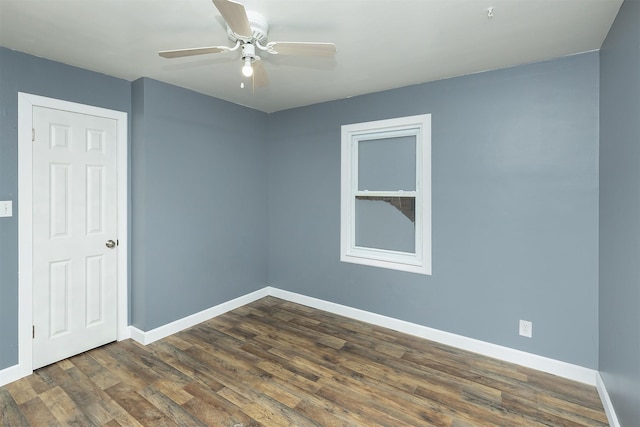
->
32, 106, 118, 369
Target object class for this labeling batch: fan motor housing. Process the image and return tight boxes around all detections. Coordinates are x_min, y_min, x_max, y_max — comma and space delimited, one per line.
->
227, 11, 268, 44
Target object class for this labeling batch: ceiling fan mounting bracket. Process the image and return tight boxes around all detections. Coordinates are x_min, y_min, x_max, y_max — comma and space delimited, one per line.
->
227, 10, 269, 44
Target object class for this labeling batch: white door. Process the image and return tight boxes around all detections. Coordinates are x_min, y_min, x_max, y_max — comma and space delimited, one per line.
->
32, 106, 118, 369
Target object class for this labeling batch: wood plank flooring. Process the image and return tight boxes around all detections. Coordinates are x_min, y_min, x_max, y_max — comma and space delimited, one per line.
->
0, 296, 608, 426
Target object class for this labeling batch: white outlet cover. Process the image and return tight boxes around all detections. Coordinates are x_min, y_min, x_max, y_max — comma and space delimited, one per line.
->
519, 319, 532, 338
0, 201, 12, 218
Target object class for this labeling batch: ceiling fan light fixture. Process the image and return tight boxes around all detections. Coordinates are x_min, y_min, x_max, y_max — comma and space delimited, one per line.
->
242, 59, 253, 77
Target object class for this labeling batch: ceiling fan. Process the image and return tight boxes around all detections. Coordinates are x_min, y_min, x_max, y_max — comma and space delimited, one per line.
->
158, 0, 337, 88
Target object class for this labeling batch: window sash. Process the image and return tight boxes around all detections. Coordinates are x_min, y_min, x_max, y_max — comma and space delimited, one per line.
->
354, 195, 416, 254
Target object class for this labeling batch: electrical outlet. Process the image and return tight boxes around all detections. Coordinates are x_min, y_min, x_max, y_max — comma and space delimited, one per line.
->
0, 201, 12, 218
519, 320, 532, 338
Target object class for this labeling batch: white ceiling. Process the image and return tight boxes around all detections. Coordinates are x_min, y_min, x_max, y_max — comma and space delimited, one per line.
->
0, 0, 623, 113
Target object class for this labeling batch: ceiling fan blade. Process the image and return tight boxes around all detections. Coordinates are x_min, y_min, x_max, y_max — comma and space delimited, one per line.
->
159, 46, 230, 58
266, 42, 336, 56
252, 60, 269, 88
212, 0, 252, 39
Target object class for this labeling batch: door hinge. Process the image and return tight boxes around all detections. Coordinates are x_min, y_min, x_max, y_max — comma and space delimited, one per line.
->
32, 128, 35, 142
32, 325, 35, 339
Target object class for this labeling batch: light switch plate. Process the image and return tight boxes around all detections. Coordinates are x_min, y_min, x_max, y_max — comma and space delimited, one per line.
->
0, 201, 13, 217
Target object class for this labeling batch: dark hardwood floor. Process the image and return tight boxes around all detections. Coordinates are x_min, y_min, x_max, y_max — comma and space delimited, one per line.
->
0, 296, 608, 426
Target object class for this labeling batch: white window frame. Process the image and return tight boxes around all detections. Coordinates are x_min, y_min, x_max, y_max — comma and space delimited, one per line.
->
340, 114, 431, 275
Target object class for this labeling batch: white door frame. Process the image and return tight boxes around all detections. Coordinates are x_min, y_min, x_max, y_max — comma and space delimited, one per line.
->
17, 92, 129, 377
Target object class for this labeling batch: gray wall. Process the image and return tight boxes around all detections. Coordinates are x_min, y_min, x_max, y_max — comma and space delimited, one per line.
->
130, 78, 268, 330
0, 47, 132, 369
268, 52, 600, 368
599, 0, 640, 425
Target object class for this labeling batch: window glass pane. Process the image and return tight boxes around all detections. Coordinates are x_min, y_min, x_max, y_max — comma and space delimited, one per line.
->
355, 196, 415, 253
358, 136, 416, 191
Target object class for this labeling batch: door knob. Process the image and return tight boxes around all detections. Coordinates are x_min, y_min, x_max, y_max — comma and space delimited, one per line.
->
106, 240, 116, 249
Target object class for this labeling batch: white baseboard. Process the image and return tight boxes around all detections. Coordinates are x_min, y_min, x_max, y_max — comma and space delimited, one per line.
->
0, 363, 30, 387
0, 285, 600, 391
596, 372, 621, 427
266, 287, 598, 386
128, 288, 270, 345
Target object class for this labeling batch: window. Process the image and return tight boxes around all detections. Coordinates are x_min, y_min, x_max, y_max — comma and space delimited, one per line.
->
340, 114, 431, 275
